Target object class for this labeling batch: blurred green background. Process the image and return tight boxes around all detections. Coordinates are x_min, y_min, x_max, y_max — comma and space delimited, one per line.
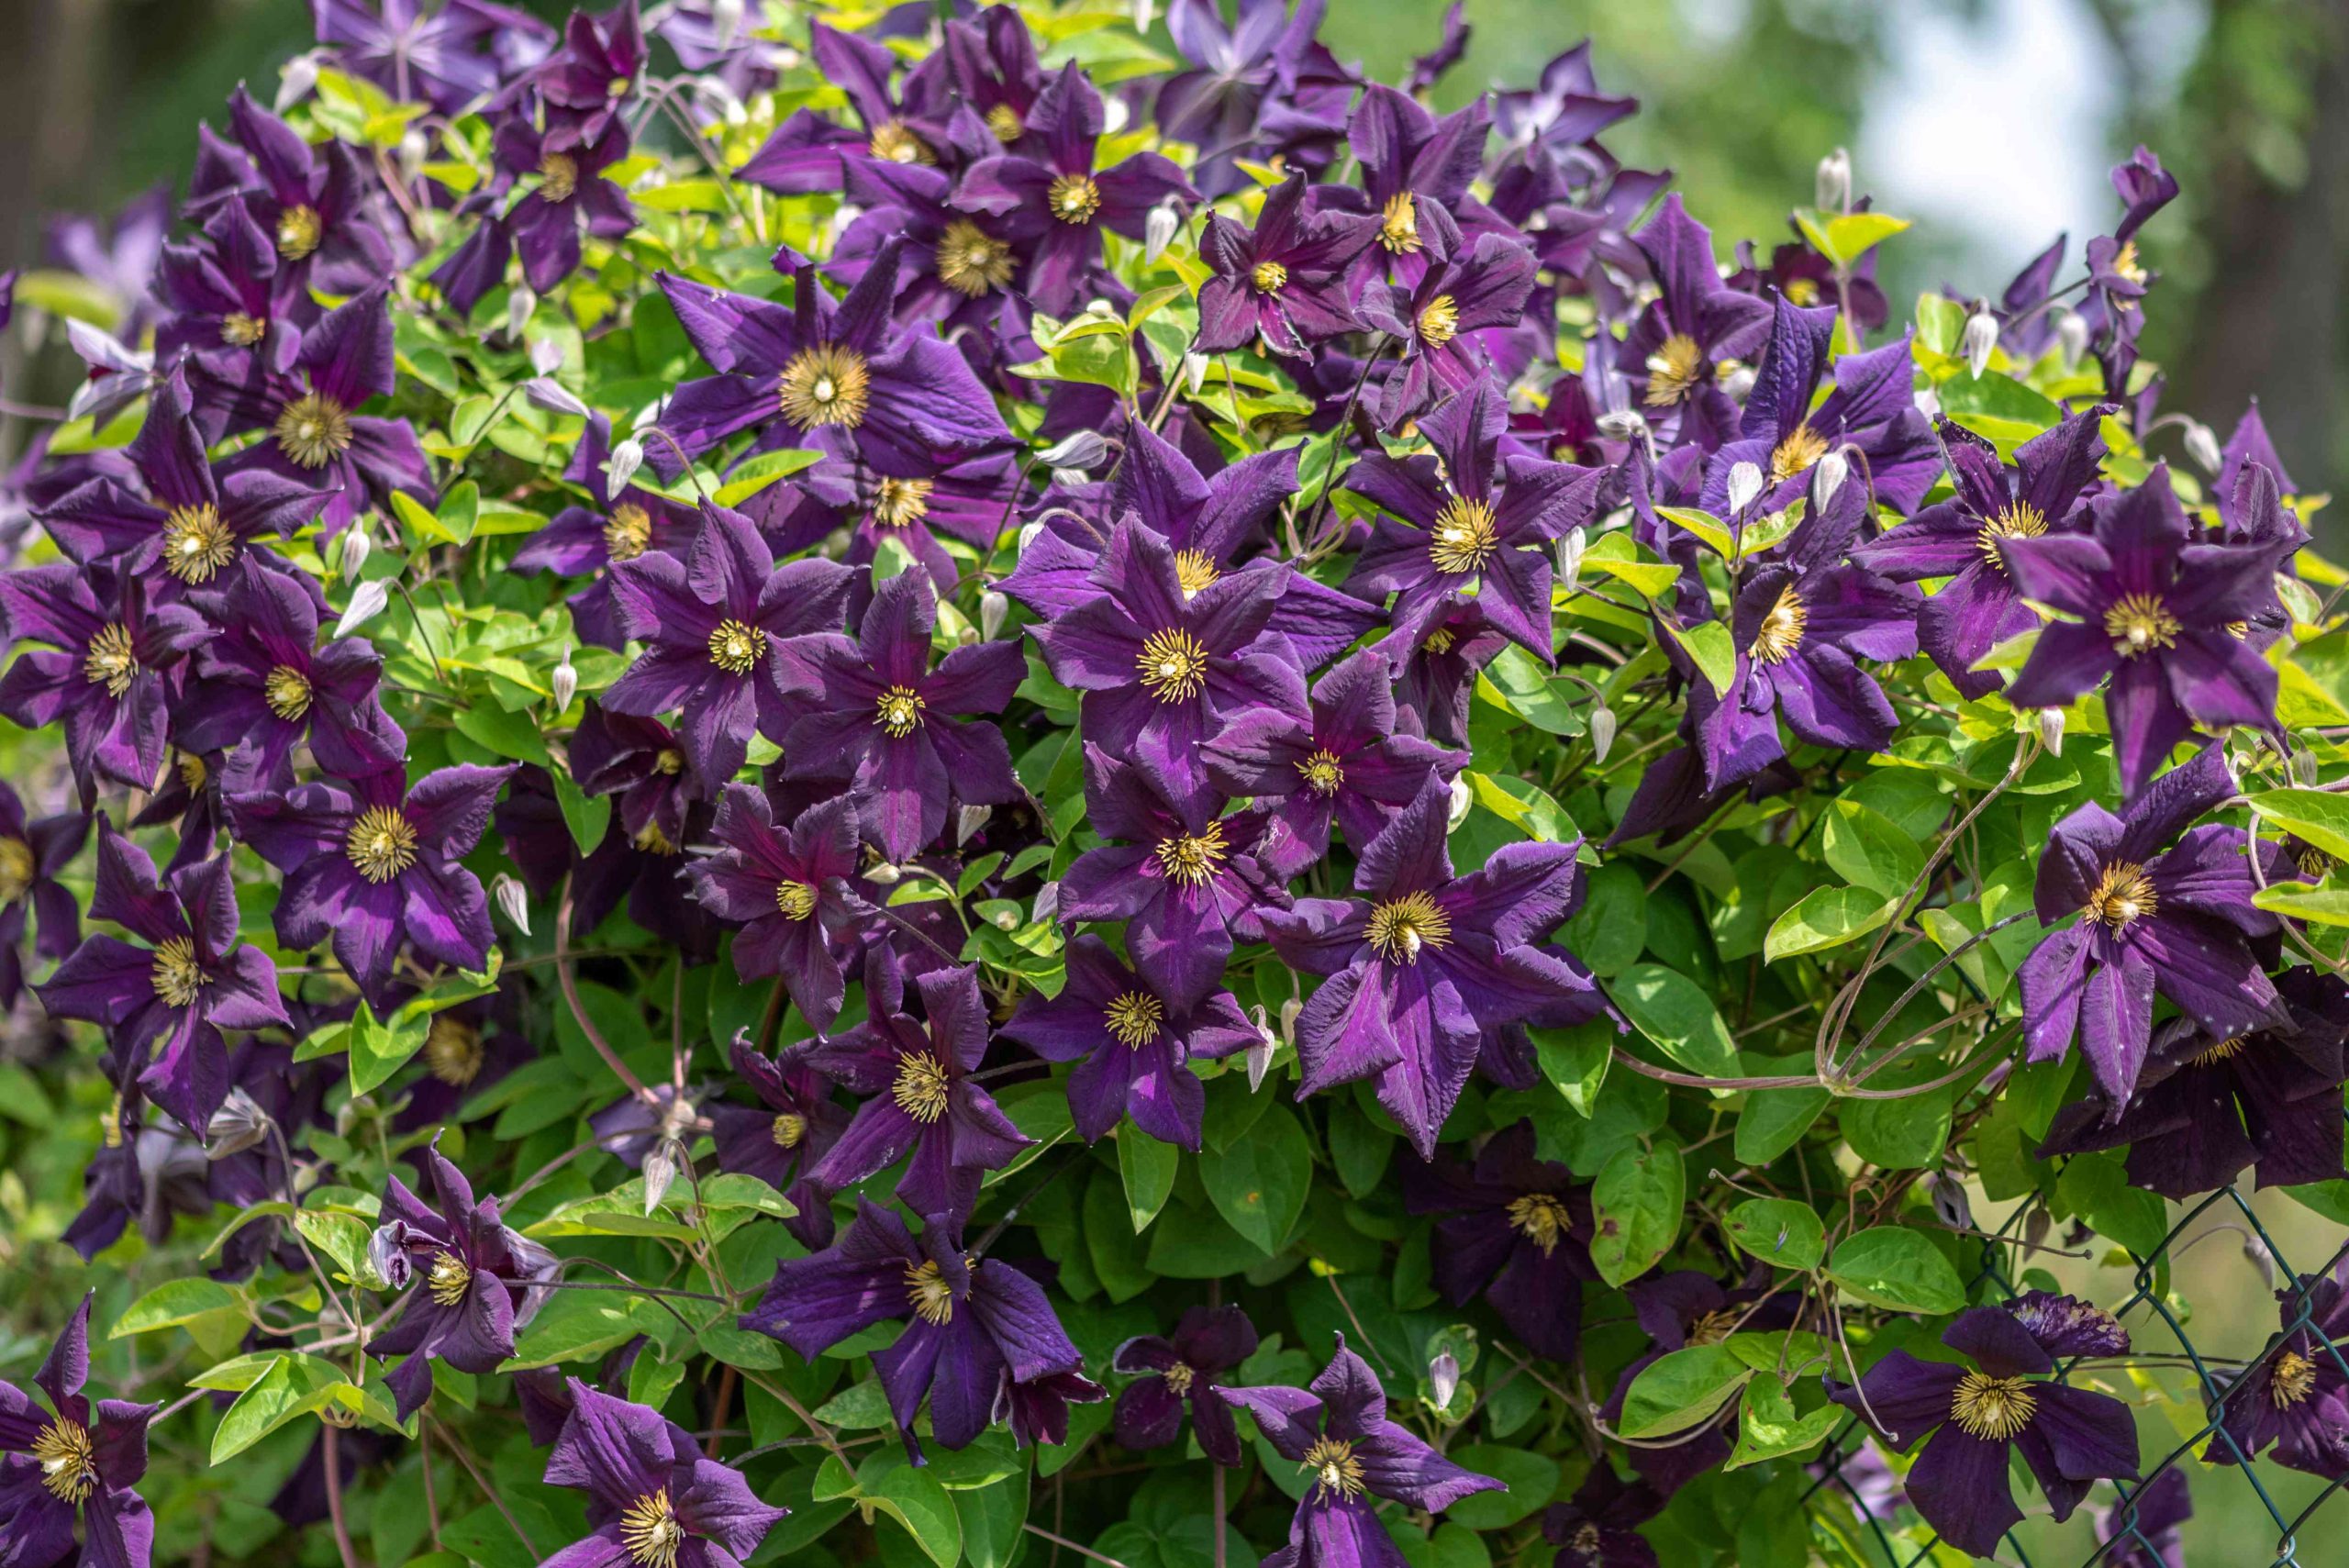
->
0, 0, 2343, 1561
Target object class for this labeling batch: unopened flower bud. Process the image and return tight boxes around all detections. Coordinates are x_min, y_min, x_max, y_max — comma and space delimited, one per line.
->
1447, 773, 1473, 829
642, 1139, 685, 1216
1720, 363, 1756, 403
1017, 520, 1044, 552
1183, 351, 1208, 395
1810, 448, 1849, 512
980, 589, 1008, 640
550, 655, 578, 713
1925, 1172, 1974, 1232
2054, 310, 2089, 368
2296, 747, 2321, 787
956, 803, 993, 846
1033, 882, 1060, 925
507, 284, 537, 340
606, 435, 644, 495
1133, 0, 1156, 34
206, 1087, 272, 1160
1247, 1006, 1280, 1090
2023, 1206, 2051, 1252
398, 128, 428, 184
1102, 96, 1130, 136
1278, 995, 1301, 1046
1554, 526, 1586, 594
2037, 707, 2065, 756
1726, 461, 1763, 515
863, 862, 902, 885
1816, 147, 1851, 212
1589, 706, 1618, 763
2243, 1231, 2277, 1289
340, 528, 372, 580
1428, 1351, 1462, 1412
369, 1222, 413, 1290
525, 376, 591, 417
493, 872, 532, 936
2182, 418, 2222, 475
1039, 429, 1110, 470
336, 579, 390, 637
709, 0, 745, 49
276, 52, 322, 113
1962, 307, 1998, 379
1913, 385, 1941, 420
1144, 201, 1181, 264
1595, 408, 1648, 442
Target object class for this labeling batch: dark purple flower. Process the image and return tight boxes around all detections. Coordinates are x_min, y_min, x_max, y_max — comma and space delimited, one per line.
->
152, 202, 284, 385
1334, 85, 1499, 291
602, 503, 852, 786
1219, 1335, 1502, 1568
2210, 1274, 2349, 1478
48, 183, 171, 340
801, 956, 1031, 1216
740, 1197, 1104, 1455
1196, 173, 1375, 358
0, 784, 86, 1009
0, 563, 209, 804
1596, 1270, 1799, 1494
707, 1031, 848, 1244
2098, 1466, 2190, 1568
834, 160, 1029, 331
2219, 401, 2296, 501
1620, 196, 1773, 450
311, 0, 558, 115
1542, 1468, 1662, 1568
773, 569, 1025, 862
1401, 1121, 1595, 1360
494, 112, 635, 293
540, 1377, 788, 1568
512, 415, 699, 651
1001, 932, 1257, 1149
228, 763, 515, 1008
2002, 464, 2284, 799
737, 21, 953, 193
570, 705, 702, 860
1110, 1304, 1258, 1464
206, 88, 397, 310
1155, 0, 1353, 198
1344, 377, 1604, 662
2017, 744, 2286, 1103
1260, 778, 1598, 1158
1827, 1298, 2139, 1559
1358, 225, 1538, 428
1388, 600, 1508, 748
1731, 232, 1889, 334
763, 445, 1027, 606
1491, 42, 1637, 159
0, 1293, 156, 1568
534, 1, 646, 145
685, 784, 867, 1030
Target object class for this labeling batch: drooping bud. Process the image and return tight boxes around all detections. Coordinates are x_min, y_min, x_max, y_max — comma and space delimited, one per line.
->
550, 655, 578, 714
980, 589, 1008, 640
606, 434, 645, 495
206, 1087, 272, 1160
1038, 429, 1109, 471
493, 872, 532, 936
1725, 461, 1763, 515
2054, 310, 2089, 369
956, 804, 993, 846
1589, 706, 1618, 763
1815, 147, 1852, 212
863, 862, 902, 885
1810, 448, 1849, 512
2037, 707, 2065, 756
276, 52, 322, 113
1017, 520, 1045, 553
709, 0, 745, 48
1925, 1172, 1974, 1232
2182, 418, 2222, 475
369, 1223, 413, 1290
1133, 0, 1156, 34
1961, 307, 1999, 379
529, 336, 565, 375
398, 128, 428, 184
1144, 201, 1181, 264
1428, 1351, 1462, 1413
642, 1139, 684, 1216
1447, 773, 1473, 829
1554, 526, 1586, 595
524, 377, 591, 417
1595, 407, 1648, 442
1720, 363, 1756, 403
339, 528, 372, 580
1246, 1006, 1280, 1091
1102, 96, 1130, 136
2296, 747, 2321, 787
2243, 1230, 2277, 1289
1033, 882, 1060, 925
1184, 351, 1208, 395
1913, 385, 1941, 420
507, 284, 537, 340
1278, 995, 1302, 1045
336, 579, 390, 638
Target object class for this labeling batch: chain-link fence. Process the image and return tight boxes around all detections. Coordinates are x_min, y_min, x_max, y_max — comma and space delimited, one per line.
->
1805, 1185, 2349, 1565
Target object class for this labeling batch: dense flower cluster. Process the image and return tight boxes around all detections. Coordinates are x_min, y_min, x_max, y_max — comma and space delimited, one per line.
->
0, 5, 2343, 1568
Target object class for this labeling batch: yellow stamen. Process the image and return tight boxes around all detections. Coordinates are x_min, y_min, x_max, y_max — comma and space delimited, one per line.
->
771, 1112, 807, 1149
2192, 1035, 2247, 1067
274, 392, 353, 470
1137, 628, 1210, 703
1301, 1436, 1366, 1500
1152, 823, 1229, 887
1687, 1308, 1740, 1347
1428, 494, 1497, 575
150, 936, 205, 1008
873, 477, 935, 528
2087, 862, 2156, 930
1047, 172, 1101, 224
538, 152, 579, 201
1296, 750, 1343, 796
275, 204, 323, 261
2270, 1350, 2319, 1408
868, 119, 934, 165
2102, 592, 2180, 658
707, 618, 767, 674
345, 805, 419, 884
619, 1489, 687, 1568
774, 880, 818, 920
32, 1419, 98, 1504
906, 1260, 955, 1323
0, 838, 34, 904
875, 685, 927, 738
604, 503, 653, 562
161, 503, 237, 583
177, 751, 208, 792
2110, 240, 2147, 286
1366, 889, 1452, 963
83, 623, 139, 697
221, 312, 268, 347
1507, 1192, 1570, 1254
1642, 333, 1707, 407
427, 1251, 472, 1307
936, 219, 1014, 296
1784, 277, 1820, 306
265, 664, 314, 722
892, 1053, 952, 1122
1417, 294, 1460, 348
985, 104, 1024, 143
634, 822, 677, 856
1378, 193, 1420, 254
1978, 501, 2047, 571
1163, 1362, 1196, 1396
1768, 423, 1830, 484
1174, 550, 1220, 596
425, 1016, 484, 1086
1949, 1371, 2036, 1440
1749, 583, 1808, 664
1104, 990, 1163, 1047
778, 343, 872, 431
1252, 260, 1288, 294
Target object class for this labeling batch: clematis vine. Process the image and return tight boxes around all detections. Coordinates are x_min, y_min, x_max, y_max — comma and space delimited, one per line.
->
1401, 1120, 1596, 1360
0, 1293, 156, 1568
1111, 1304, 1260, 1465
2210, 1275, 2349, 1478
539, 1378, 789, 1568
0, 563, 209, 804
683, 785, 866, 1029
1196, 172, 1375, 358
510, 413, 699, 651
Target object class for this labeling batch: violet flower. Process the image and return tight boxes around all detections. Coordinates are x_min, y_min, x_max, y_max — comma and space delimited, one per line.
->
1542, 1468, 1663, 1568
228, 763, 516, 1008
1218, 1335, 1502, 1568
800, 956, 1031, 1217
1196, 172, 1375, 358
152, 202, 283, 385
569, 704, 702, 851
835, 160, 1028, 329
0, 563, 208, 804
1598, 1270, 1798, 1493
1620, 196, 1772, 450
737, 21, 950, 192
772, 568, 1027, 863
2098, 1467, 2191, 1568
511, 414, 699, 651
740, 1197, 1105, 1454
1400, 1121, 1596, 1360
494, 112, 635, 293
602, 502, 853, 785
0, 784, 87, 1009
2001, 463, 2285, 799
707, 1031, 848, 1246
1110, 1304, 1258, 1464
1830, 1297, 2138, 1559
540, 1378, 789, 1568
1259, 777, 1598, 1159
1000, 932, 1258, 1149
684, 784, 867, 1030
1389, 600, 1508, 748
1155, 0, 1353, 198
761, 446, 1027, 606
208, 87, 397, 310
1491, 42, 1637, 160
533, 0, 646, 146
2210, 1274, 2349, 1478
1849, 409, 2107, 699
1358, 222, 1537, 428
2017, 743, 2287, 1104
312, 0, 558, 115
0, 1293, 156, 1568
1334, 85, 1499, 289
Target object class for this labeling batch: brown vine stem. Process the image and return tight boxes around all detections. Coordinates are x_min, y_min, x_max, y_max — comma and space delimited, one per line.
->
1028, 1524, 1133, 1568
554, 872, 660, 1105
431, 1417, 542, 1562
741, 1371, 855, 1469
323, 1427, 362, 1568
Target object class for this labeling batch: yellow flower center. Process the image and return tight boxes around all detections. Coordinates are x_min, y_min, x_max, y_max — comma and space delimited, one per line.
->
83, 623, 139, 697
1137, 628, 1210, 703
161, 503, 237, 583
873, 477, 936, 528
634, 822, 677, 856
539, 152, 579, 201
1643, 333, 1707, 407
1749, 583, 1808, 664
345, 805, 420, 884
892, 1052, 952, 1122
32, 1418, 98, 1504
1422, 627, 1456, 655
653, 748, 685, 775
604, 503, 653, 562
1507, 1192, 1570, 1254
1173, 550, 1221, 596
875, 684, 927, 738
1768, 423, 1830, 484
1163, 1362, 1197, 1396
221, 311, 268, 347
906, 1260, 955, 1323
771, 1112, 807, 1149
100, 1092, 125, 1149
425, 1016, 484, 1086
707, 617, 767, 674
985, 103, 1024, 143
1252, 260, 1288, 294
869, 119, 934, 164
1949, 1371, 2036, 1440
1301, 1436, 1366, 1501
774, 879, 818, 920
150, 936, 205, 1008
620, 1489, 687, 1568
936, 219, 1015, 296
1153, 823, 1229, 887
264, 664, 314, 722
778, 343, 872, 431
0, 838, 34, 905
2111, 240, 2147, 286
1978, 501, 2047, 571
1367, 889, 1453, 964
1104, 990, 1164, 1047
1378, 192, 1420, 254
274, 392, 353, 470
1417, 294, 1460, 348
1687, 1308, 1740, 1347
427, 1251, 473, 1307
2087, 861, 2156, 930
2193, 1035, 2248, 1067
2103, 592, 2180, 658
1297, 750, 1344, 796
2270, 1350, 2319, 1408
1048, 172, 1102, 224
177, 751, 208, 792
1429, 494, 1498, 575
275, 204, 323, 261
1785, 277, 1820, 306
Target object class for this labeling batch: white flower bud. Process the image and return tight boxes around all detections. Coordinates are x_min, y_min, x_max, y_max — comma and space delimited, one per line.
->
1277, 995, 1301, 1046
1925, 1172, 1975, 1231
507, 284, 537, 340
335, 579, 390, 638
1133, 0, 1156, 35
1144, 201, 1182, 264
1810, 448, 1850, 512
276, 52, 322, 113
1033, 882, 1060, 925
529, 335, 566, 375
606, 435, 644, 495
2182, 418, 2222, 475
1017, 520, 1045, 553
1962, 308, 1998, 379
1594, 408, 1648, 441
1720, 363, 1756, 403
1247, 1006, 1281, 1091
1913, 385, 1941, 420
493, 872, 532, 936
1815, 147, 1851, 212
863, 862, 902, 885
339, 528, 372, 580
1051, 468, 1090, 489
1183, 352, 1208, 395
1554, 526, 1586, 595
1038, 429, 1110, 470
1589, 706, 1618, 763
2037, 707, 2065, 756
1725, 461, 1763, 515
551, 656, 578, 713
525, 377, 591, 417
398, 128, 428, 184
642, 1139, 684, 1216
2054, 310, 2089, 369
1085, 297, 1117, 319
710, 0, 745, 49
1446, 773, 1473, 829
206, 1087, 272, 1160
1102, 97, 1130, 136
956, 804, 993, 846
2297, 747, 2321, 787
980, 589, 1008, 640
2243, 1231, 2277, 1290
1428, 1351, 1461, 1412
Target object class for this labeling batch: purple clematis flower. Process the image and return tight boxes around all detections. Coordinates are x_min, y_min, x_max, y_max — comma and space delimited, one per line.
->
1203, 647, 1462, 880
48, 183, 170, 341
1218, 1335, 1502, 1568
707, 1030, 848, 1246
1827, 1296, 2138, 1559
1259, 777, 1599, 1158
1030, 516, 1309, 809
533, 0, 646, 146
0, 784, 87, 1009
1111, 1304, 1259, 1464
2210, 1274, 2349, 1478
1400, 1120, 1596, 1360
1058, 746, 1286, 1008
954, 61, 1197, 315
176, 560, 407, 792
228, 763, 516, 1008
540, 1377, 788, 1568
2098, 1466, 2190, 1568
1542, 1468, 1663, 1568
1333, 85, 1499, 290
737, 21, 950, 193
602, 503, 852, 785
152, 202, 284, 386
1344, 377, 1605, 662
657, 244, 1010, 482
1196, 173, 1375, 358
772, 569, 1026, 862
311, 0, 558, 115
834, 159, 1030, 333
801, 956, 1031, 1217
493, 111, 636, 293
1000, 932, 1258, 1149
1358, 221, 1537, 428
740, 1197, 1105, 1455
0, 1292, 156, 1568
1620, 196, 1773, 450
371, 1144, 557, 1420
684, 784, 867, 1029
38, 826, 288, 1133
0, 563, 209, 804
512, 415, 698, 651
1492, 41, 1637, 158
1155, 0, 1353, 198
1598, 1269, 1798, 1494
1849, 409, 2107, 698
2016, 743, 2286, 1104
568, 704, 703, 852
1389, 600, 1508, 748
2001, 463, 2284, 800
206, 87, 397, 311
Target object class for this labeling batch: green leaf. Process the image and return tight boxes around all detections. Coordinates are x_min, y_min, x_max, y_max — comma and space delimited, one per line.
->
813, 1379, 898, 1429
2253, 879, 2349, 926
1723, 1198, 1825, 1271
713, 448, 822, 506
1664, 617, 1737, 698
1559, 862, 1646, 976
1589, 1142, 1684, 1287
1763, 884, 1895, 961
1617, 1343, 1751, 1438
1728, 1376, 1842, 1469
1466, 772, 1575, 842
1825, 1226, 1965, 1314
112, 1278, 241, 1337
1935, 372, 2061, 431
1914, 292, 1966, 357
1118, 1131, 1179, 1233
1478, 646, 1586, 735
1820, 799, 1923, 898
347, 998, 433, 1095
861, 1451, 964, 1568
1793, 208, 1911, 266
452, 703, 554, 767
953, 1473, 1030, 1568
1532, 1019, 1611, 1117
502, 1291, 656, 1370
1735, 1079, 1831, 1165
211, 1354, 352, 1463
1198, 1102, 1312, 1254
2244, 788, 2349, 864
1609, 963, 1739, 1076
1654, 506, 1732, 558
295, 1210, 379, 1284
1439, 1445, 1556, 1529
551, 767, 613, 855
